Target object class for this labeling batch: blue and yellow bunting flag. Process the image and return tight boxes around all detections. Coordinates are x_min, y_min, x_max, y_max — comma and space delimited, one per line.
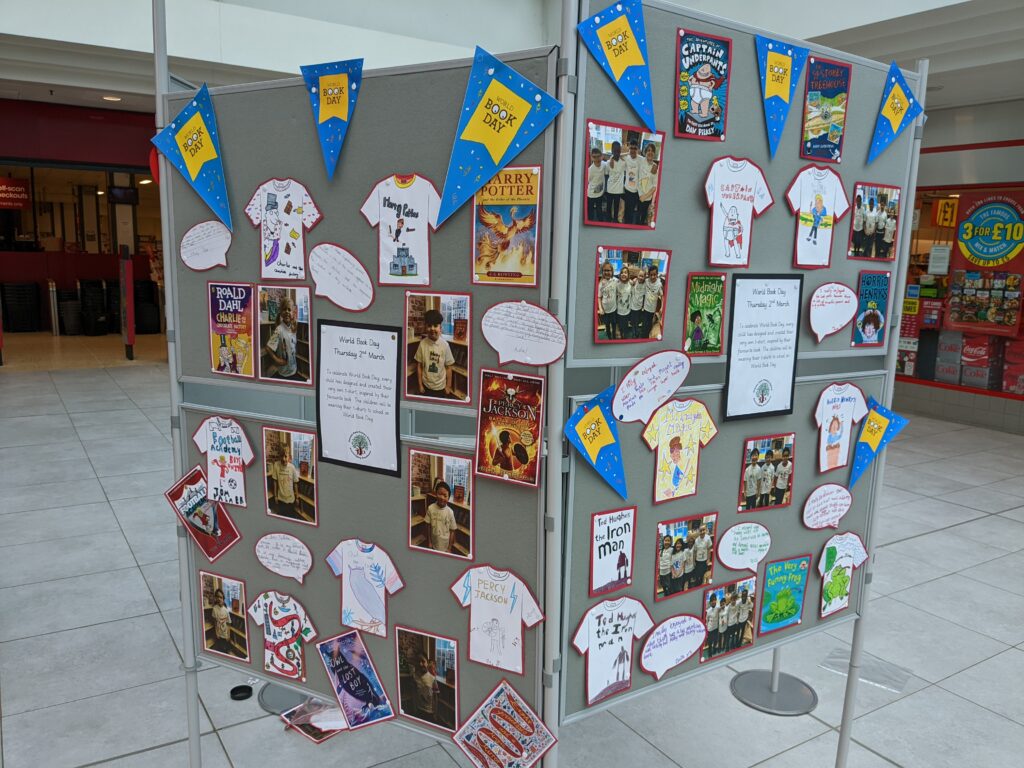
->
564, 386, 628, 500
849, 396, 909, 487
754, 35, 809, 158
867, 62, 923, 164
436, 47, 562, 226
577, 0, 655, 131
300, 59, 363, 180
151, 84, 231, 230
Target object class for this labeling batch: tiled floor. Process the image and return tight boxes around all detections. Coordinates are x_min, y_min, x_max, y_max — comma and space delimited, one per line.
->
1, 360, 1022, 767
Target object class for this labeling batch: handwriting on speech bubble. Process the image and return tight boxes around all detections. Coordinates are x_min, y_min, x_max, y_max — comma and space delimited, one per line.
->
481, 301, 566, 366
613, 350, 691, 423
180, 220, 231, 271
255, 533, 313, 583
803, 483, 852, 529
309, 243, 374, 312
810, 282, 858, 343
640, 615, 706, 681
718, 522, 771, 572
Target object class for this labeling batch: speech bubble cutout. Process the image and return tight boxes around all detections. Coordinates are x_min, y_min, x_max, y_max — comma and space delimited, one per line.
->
640, 615, 707, 681
180, 220, 231, 271
255, 533, 313, 584
810, 282, 858, 342
613, 350, 691, 423
718, 522, 772, 572
308, 242, 374, 312
803, 483, 853, 529
481, 300, 566, 366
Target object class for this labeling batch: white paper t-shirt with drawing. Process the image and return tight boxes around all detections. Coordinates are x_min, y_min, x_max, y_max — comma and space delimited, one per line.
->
818, 532, 868, 617
786, 166, 850, 268
451, 566, 543, 674
704, 157, 773, 267
572, 596, 654, 706
360, 174, 440, 286
815, 383, 868, 472
245, 178, 322, 280
325, 539, 404, 637
643, 399, 718, 502
192, 416, 254, 507
248, 591, 317, 681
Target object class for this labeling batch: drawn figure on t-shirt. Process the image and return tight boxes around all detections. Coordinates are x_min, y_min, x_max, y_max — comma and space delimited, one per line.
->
263, 200, 282, 267
808, 194, 826, 244
613, 640, 630, 682
483, 617, 505, 655
722, 205, 743, 261
390, 217, 414, 243
826, 416, 844, 469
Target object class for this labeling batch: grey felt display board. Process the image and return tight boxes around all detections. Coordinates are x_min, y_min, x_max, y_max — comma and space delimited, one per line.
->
566, 0, 919, 368
165, 49, 559, 727
560, 374, 884, 721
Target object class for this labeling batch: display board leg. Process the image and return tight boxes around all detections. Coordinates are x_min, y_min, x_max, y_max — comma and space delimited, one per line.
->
730, 647, 818, 716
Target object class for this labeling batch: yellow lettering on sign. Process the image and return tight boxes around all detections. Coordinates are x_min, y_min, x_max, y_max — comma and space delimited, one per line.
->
860, 410, 890, 452
318, 73, 349, 123
934, 198, 959, 228
881, 82, 909, 133
596, 15, 644, 80
460, 79, 531, 164
575, 407, 615, 464
175, 112, 217, 181
764, 51, 791, 102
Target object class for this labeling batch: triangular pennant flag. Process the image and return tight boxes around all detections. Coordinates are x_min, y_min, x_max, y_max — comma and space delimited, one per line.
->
151, 84, 231, 230
564, 385, 628, 500
577, 0, 655, 131
867, 62, 924, 164
754, 35, 809, 158
300, 59, 363, 180
436, 47, 562, 226
849, 396, 909, 487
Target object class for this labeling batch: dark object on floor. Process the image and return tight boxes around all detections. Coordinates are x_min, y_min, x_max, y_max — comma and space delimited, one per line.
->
230, 685, 253, 701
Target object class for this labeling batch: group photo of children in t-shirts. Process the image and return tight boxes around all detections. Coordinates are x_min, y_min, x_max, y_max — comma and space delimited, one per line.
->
404, 292, 471, 403
409, 448, 473, 560
701, 576, 757, 661
595, 247, 671, 343
584, 120, 665, 228
738, 432, 795, 512
655, 513, 717, 600
263, 427, 318, 525
258, 285, 312, 384
847, 182, 901, 260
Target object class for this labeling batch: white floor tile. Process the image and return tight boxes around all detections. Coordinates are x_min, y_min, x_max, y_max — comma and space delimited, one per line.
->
0, 530, 135, 588
557, 711, 679, 768
0, 478, 107, 515
198, 663, 272, 730
100, 468, 175, 500
937, 484, 1024, 513
883, 528, 1012, 571
0, 501, 119, 546
122, 523, 180, 565
94, 733, 231, 768
752, 731, 895, 768
141, 560, 181, 611
949, 514, 1024, 552
938, 648, 1024, 725
960, 550, 1024, 596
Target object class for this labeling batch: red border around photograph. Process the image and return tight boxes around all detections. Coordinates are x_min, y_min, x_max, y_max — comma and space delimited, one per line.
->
736, 431, 796, 513
256, 283, 315, 388
393, 624, 461, 733
592, 245, 672, 344
846, 181, 901, 262
403, 290, 473, 406
197, 569, 251, 664
262, 425, 319, 528
407, 446, 475, 562
653, 511, 718, 602
698, 575, 758, 664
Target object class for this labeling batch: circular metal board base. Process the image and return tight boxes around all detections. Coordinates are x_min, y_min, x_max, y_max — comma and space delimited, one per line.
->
257, 682, 308, 715
730, 670, 819, 716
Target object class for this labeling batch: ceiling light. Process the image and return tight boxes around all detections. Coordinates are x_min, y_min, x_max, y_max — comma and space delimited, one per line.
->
96, 190, 105, 195
102, 95, 122, 102
138, 179, 152, 185
949, 194, 959, 198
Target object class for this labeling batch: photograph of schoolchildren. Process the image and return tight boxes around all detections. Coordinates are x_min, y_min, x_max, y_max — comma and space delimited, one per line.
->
404, 292, 471, 404
584, 119, 665, 229
738, 433, 796, 512
409, 449, 473, 560
701, 576, 757, 662
396, 627, 459, 732
655, 513, 717, 601
257, 285, 311, 384
199, 571, 249, 662
847, 183, 901, 260
594, 247, 671, 343
263, 427, 317, 525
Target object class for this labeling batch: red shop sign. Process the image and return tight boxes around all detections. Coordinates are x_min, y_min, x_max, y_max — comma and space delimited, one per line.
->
0, 178, 30, 210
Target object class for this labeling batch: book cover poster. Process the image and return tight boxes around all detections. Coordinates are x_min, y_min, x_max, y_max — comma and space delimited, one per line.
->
684, 272, 725, 355
853, 271, 891, 347
164, 465, 241, 563
475, 369, 546, 487
209, 282, 254, 377
675, 29, 731, 141
473, 166, 541, 286
759, 555, 810, 635
801, 58, 851, 163
454, 680, 555, 768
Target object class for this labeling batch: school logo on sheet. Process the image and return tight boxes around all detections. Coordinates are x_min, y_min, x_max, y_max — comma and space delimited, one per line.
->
349, 431, 372, 459
753, 379, 773, 407
175, 112, 218, 181
461, 79, 531, 164
596, 14, 644, 80
318, 73, 349, 123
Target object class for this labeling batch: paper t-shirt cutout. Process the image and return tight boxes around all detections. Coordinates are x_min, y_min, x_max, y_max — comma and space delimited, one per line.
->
572, 596, 654, 706
786, 166, 850, 268
643, 399, 718, 502
325, 539, 404, 637
815, 383, 868, 472
361, 174, 440, 286
245, 178, 322, 280
704, 157, 772, 267
192, 416, 254, 507
818, 532, 868, 617
248, 591, 317, 681
452, 566, 543, 674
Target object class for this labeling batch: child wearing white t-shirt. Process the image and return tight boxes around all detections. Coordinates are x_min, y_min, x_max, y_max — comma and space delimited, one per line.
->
414, 308, 456, 399
263, 297, 299, 380
705, 594, 720, 658
616, 268, 633, 339
743, 450, 761, 510
425, 481, 458, 553
597, 261, 619, 340
759, 449, 775, 508
587, 148, 608, 223
774, 447, 793, 506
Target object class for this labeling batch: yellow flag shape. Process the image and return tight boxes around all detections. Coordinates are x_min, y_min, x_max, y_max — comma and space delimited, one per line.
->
764, 51, 792, 102
318, 73, 349, 123
460, 79, 532, 165
576, 407, 615, 465
175, 112, 218, 182
881, 82, 909, 133
860, 410, 890, 452
595, 15, 644, 80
